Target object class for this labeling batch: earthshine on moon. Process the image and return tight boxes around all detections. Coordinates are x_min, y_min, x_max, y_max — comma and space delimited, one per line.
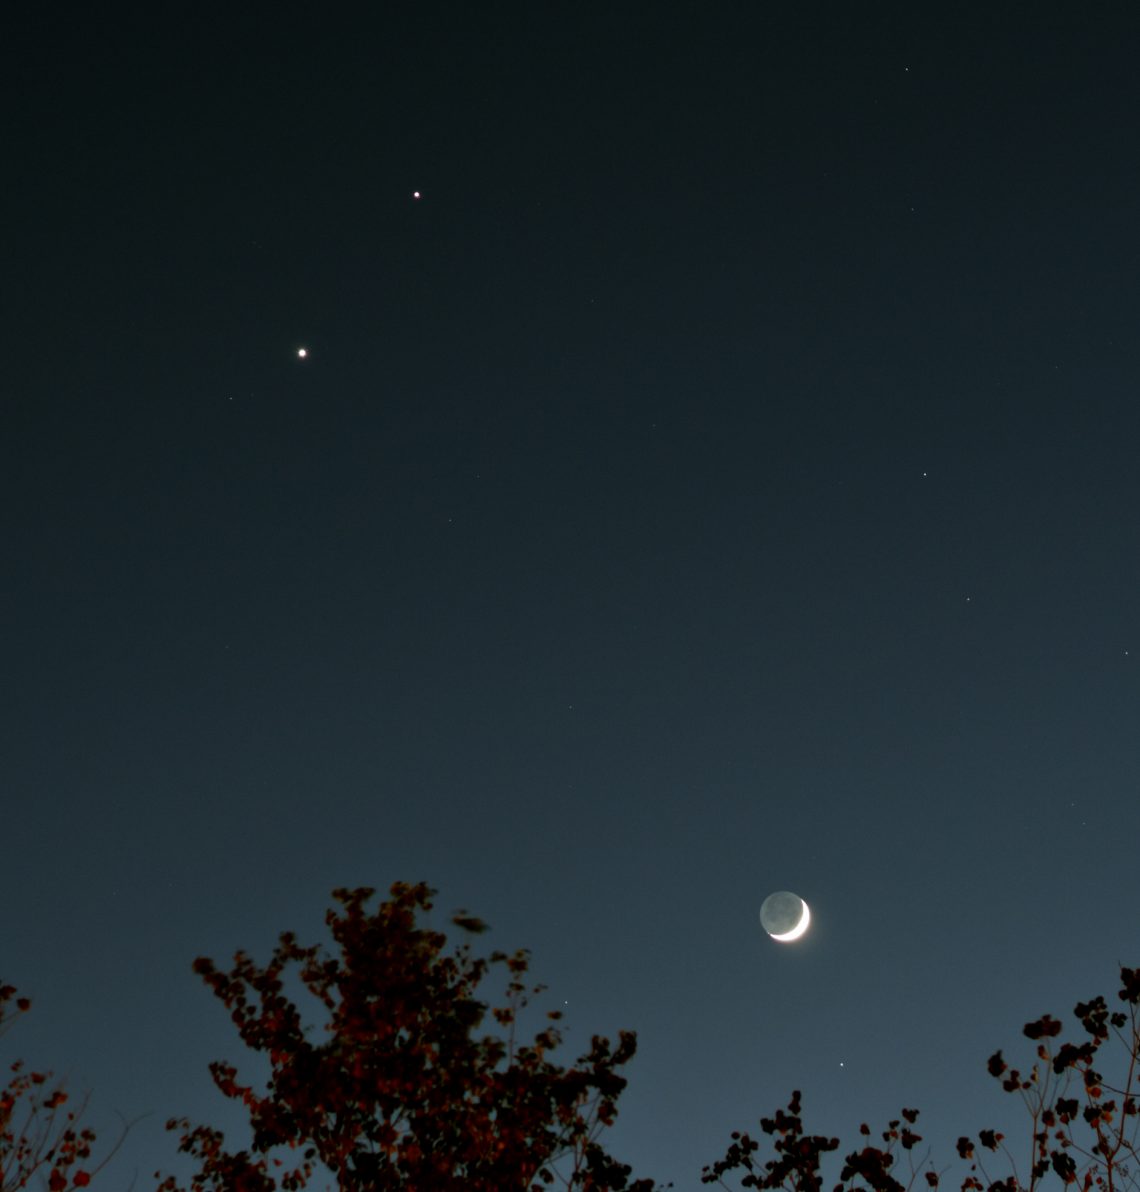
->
760, 891, 811, 943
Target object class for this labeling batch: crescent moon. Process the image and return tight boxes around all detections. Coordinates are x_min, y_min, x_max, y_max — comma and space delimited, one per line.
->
770, 898, 810, 942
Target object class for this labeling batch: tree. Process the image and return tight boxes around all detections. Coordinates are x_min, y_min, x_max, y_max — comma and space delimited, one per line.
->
0, 983, 103, 1191
702, 965, 1140, 1192
156, 883, 663, 1191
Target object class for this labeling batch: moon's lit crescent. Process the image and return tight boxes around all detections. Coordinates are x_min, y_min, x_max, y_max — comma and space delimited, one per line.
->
770, 898, 810, 942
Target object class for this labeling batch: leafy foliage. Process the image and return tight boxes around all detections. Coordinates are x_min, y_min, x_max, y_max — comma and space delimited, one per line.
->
7, 887, 1137, 1191
155, 882, 661, 1191
0, 983, 96, 1191
703, 965, 1140, 1192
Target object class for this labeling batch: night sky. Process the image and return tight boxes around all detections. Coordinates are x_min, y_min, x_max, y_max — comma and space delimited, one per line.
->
6, 6, 1140, 1187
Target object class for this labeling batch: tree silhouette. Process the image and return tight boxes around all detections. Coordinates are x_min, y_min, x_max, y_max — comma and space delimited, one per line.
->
0, 983, 104, 1191
155, 882, 662, 1191
8, 888, 1137, 1191
703, 965, 1140, 1192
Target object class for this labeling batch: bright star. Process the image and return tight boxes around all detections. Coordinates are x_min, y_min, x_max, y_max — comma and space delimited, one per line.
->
297, 348, 308, 359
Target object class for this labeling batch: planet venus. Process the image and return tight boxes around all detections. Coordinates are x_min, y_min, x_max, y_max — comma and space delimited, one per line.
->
759, 891, 811, 942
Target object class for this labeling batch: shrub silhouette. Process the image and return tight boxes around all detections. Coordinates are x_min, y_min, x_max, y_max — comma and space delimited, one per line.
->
0, 983, 121, 1191
703, 965, 1140, 1192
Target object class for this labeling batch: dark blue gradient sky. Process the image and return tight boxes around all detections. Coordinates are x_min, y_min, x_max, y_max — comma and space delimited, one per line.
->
5, 7, 1139, 1186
